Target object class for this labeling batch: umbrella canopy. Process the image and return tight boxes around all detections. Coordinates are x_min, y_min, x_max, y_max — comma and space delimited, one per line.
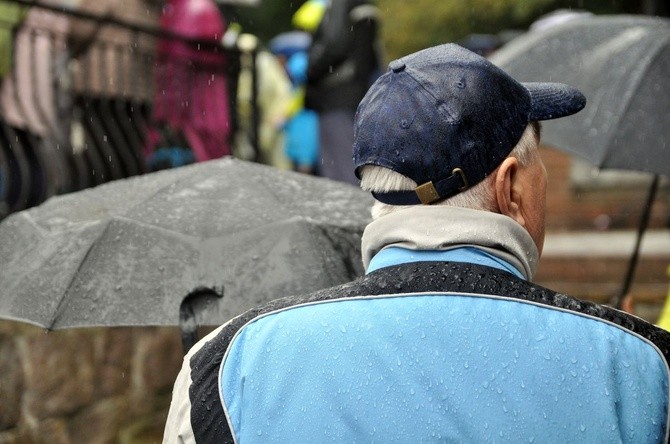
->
0, 158, 373, 330
490, 15, 670, 308
489, 14, 670, 176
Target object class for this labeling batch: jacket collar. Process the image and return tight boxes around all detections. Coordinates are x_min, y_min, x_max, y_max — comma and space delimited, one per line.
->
361, 206, 539, 280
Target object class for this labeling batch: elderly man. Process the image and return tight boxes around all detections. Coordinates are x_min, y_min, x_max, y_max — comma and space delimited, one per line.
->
163, 44, 670, 443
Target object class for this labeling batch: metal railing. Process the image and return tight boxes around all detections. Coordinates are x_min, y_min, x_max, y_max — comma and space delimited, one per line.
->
0, 0, 258, 218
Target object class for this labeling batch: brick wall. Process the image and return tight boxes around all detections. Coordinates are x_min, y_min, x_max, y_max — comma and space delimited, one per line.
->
537, 146, 669, 323
541, 146, 668, 231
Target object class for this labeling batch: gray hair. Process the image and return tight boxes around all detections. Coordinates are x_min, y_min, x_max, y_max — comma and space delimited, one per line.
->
360, 122, 541, 219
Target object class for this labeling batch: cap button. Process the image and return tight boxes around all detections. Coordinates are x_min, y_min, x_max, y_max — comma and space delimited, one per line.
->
389, 60, 406, 73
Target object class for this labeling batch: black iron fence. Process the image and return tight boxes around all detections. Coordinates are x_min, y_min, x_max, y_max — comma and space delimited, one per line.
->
0, 0, 258, 218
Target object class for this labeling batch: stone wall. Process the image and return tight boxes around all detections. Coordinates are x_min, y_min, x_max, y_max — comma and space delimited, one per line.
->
0, 321, 184, 443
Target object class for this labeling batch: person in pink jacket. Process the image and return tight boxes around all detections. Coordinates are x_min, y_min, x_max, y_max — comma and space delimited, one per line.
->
145, 0, 232, 169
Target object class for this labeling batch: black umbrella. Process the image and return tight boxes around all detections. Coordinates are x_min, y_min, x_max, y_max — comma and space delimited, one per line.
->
0, 158, 373, 349
490, 14, 670, 308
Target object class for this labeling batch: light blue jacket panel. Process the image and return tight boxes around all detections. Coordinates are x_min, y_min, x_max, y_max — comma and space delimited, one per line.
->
219, 253, 670, 442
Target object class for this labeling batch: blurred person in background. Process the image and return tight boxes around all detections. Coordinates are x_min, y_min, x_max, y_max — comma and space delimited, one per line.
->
269, 27, 319, 174
144, 0, 232, 170
281, 50, 319, 174
233, 32, 292, 170
305, 0, 383, 185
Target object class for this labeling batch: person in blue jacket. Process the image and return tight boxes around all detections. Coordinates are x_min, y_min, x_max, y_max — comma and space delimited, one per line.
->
283, 50, 320, 174
163, 43, 670, 443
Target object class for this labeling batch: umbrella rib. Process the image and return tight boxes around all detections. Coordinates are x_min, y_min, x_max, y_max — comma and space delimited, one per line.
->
111, 213, 354, 245
47, 215, 205, 329
17, 212, 51, 237
47, 215, 181, 328
117, 166, 202, 217
101, 214, 329, 242
111, 214, 201, 241
48, 236, 100, 329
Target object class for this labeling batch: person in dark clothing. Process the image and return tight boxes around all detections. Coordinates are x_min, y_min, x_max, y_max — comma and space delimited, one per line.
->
163, 44, 670, 443
305, 0, 383, 185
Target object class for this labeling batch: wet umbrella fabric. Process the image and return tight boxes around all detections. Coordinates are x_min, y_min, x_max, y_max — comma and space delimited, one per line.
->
490, 14, 669, 176
0, 157, 373, 330
490, 15, 670, 307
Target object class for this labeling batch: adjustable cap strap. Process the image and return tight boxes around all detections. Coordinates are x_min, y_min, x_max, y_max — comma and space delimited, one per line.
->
372, 168, 469, 205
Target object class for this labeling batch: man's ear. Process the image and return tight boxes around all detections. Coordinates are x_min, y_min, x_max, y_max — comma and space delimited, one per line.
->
495, 157, 525, 227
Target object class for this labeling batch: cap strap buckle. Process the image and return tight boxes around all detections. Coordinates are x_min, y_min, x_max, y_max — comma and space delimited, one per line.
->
415, 182, 440, 204
415, 168, 469, 205
452, 168, 469, 191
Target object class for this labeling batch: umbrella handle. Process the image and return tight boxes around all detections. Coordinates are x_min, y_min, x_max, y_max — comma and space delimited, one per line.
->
610, 175, 660, 310
179, 286, 224, 354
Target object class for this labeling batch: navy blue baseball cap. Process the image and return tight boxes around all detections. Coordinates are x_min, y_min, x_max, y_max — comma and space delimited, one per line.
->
352, 43, 586, 205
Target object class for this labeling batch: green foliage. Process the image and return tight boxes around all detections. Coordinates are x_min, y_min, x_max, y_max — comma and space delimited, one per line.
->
377, 0, 616, 60
228, 0, 646, 58
228, 0, 306, 45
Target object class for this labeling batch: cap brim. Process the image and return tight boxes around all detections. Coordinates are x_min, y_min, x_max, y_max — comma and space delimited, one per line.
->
524, 82, 586, 120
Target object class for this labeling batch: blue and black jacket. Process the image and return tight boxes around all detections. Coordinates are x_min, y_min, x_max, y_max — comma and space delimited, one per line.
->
167, 261, 670, 443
